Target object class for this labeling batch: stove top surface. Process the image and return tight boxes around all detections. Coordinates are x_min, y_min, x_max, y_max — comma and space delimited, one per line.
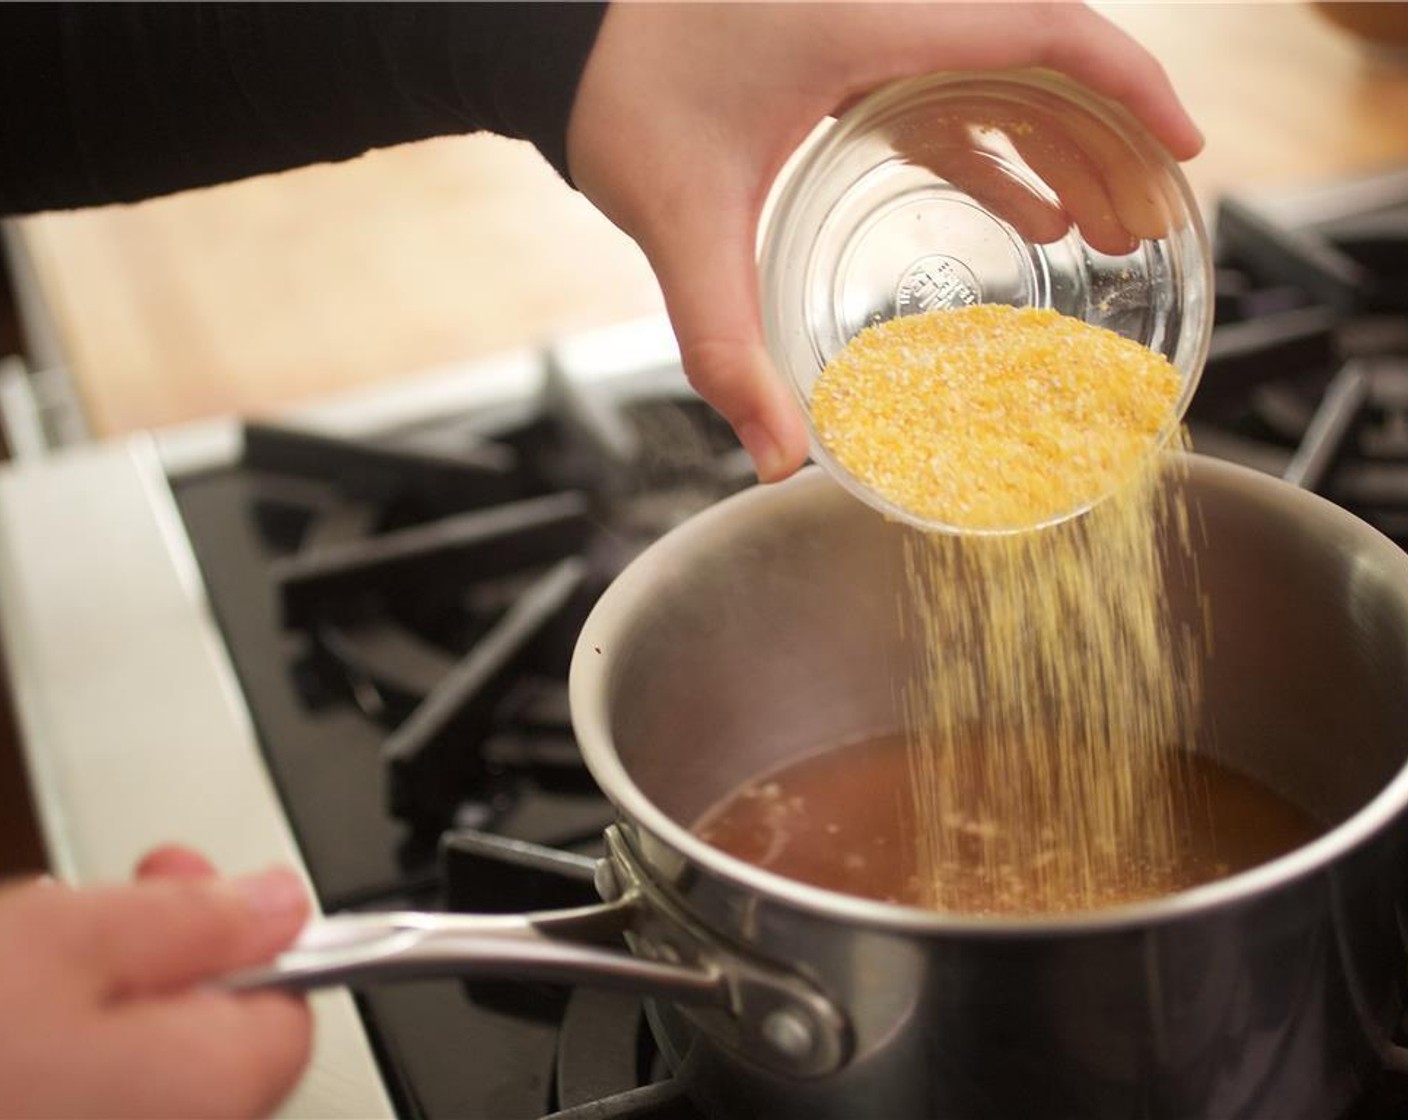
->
161, 168, 1408, 1119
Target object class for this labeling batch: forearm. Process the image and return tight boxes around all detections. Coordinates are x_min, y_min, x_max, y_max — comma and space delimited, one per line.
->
0, 2, 606, 215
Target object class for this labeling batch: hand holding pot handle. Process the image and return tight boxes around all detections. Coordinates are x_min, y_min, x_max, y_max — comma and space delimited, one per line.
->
221, 827, 853, 1081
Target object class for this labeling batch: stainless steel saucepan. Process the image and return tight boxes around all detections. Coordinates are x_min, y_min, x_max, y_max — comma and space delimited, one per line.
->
231, 457, 1408, 1119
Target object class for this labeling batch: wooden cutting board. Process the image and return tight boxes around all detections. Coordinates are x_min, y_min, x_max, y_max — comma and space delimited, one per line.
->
11, 2, 1408, 437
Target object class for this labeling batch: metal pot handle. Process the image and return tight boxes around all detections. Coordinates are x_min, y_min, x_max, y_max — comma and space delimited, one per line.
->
221, 899, 724, 1004
221, 826, 850, 1080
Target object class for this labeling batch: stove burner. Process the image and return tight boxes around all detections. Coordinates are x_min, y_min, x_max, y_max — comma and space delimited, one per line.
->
548, 1072, 695, 1120
1217, 195, 1375, 312
1188, 305, 1339, 420
439, 829, 599, 914
380, 557, 590, 827
245, 419, 521, 509
439, 833, 700, 1119
264, 375, 745, 842
553, 990, 657, 1111
276, 492, 593, 627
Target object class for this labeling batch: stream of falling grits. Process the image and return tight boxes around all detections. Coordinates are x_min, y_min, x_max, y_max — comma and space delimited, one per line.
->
900, 439, 1210, 914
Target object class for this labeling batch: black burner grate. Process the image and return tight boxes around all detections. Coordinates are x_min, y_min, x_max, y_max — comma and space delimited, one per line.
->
1192, 177, 1408, 551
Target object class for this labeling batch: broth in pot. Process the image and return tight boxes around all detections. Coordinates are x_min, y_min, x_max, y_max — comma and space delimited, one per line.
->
693, 732, 1322, 915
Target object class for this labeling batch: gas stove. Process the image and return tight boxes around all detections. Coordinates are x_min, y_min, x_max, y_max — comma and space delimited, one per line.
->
1, 168, 1407, 1119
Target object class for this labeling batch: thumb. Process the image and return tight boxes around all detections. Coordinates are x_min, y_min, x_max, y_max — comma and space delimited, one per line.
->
644, 199, 810, 482
76, 868, 310, 998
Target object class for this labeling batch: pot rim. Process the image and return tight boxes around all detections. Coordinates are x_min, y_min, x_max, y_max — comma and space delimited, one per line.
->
570, 456, 1408, 936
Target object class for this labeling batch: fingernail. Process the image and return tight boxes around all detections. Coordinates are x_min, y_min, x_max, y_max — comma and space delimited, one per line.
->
1182, 123, 1206, 159
234, 867, 307, 919
737, 420, 784, 483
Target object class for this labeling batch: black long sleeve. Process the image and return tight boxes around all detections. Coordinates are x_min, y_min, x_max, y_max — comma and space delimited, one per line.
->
0, 2, 607, 216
